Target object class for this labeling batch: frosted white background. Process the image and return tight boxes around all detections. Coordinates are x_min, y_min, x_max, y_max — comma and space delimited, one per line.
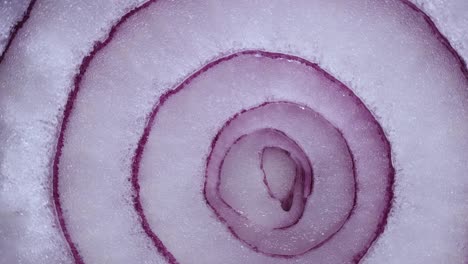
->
0, 0, 467, 264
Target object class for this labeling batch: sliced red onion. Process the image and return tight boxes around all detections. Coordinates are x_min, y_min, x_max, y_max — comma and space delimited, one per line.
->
203, 100, 357, 257
0, 0, 467, 264
127, 51, 393, 263
0, 0, 147, 263
0, 0, 34, 62
216, 128, 311, 229
261, 144, 305, 212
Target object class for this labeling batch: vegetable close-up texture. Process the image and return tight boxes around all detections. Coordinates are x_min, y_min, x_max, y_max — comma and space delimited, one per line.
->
0, 0, 467, 263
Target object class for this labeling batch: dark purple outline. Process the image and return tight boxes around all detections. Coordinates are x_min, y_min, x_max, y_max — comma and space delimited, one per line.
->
261, 146, 303, 210
214, 127, 311, 229
203, 100, 360, 258
210, 128, 311, 219
53, 1, 165, 264
401, 0, 468, 79
133, 51, 390, 262
50, 0, 468, 263
0, 0, 37, 63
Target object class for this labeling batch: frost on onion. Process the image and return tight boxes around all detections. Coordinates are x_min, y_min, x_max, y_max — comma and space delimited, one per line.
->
1, 0, 468, 264
0, 0, 34, 62
126, 51, 394, 264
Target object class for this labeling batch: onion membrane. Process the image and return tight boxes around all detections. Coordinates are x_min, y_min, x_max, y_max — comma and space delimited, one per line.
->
0, 0, 467, 264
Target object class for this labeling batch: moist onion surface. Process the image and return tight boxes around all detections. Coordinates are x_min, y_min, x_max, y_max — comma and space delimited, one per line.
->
0, 0, 467, 264
0, 0, 34, 61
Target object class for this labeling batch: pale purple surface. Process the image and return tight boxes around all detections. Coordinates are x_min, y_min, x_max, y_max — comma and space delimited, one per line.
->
0, 1, 467, 264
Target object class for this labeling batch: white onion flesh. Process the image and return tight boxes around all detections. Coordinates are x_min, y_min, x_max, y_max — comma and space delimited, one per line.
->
0, 0, 467, 264
0, 0, 32, 60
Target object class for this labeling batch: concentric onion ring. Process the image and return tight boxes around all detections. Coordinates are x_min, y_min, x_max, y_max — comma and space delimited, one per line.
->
51, 0, 468, 263
0, 0, 467, 263
60, 50, 393, 263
